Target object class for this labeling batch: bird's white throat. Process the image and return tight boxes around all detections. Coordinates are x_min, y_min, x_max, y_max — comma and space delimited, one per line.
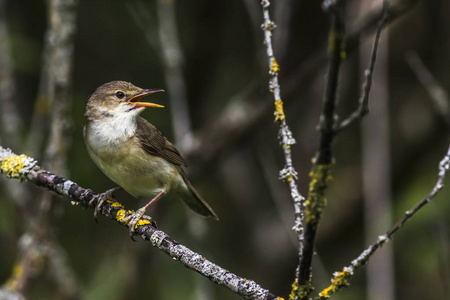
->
87, 105, 143, 147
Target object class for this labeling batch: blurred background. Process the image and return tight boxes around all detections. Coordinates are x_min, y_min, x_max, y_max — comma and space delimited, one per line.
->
0, 0, 449, 299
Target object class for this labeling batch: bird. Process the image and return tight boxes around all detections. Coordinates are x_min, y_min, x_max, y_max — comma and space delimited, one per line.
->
83, 81, 218, 234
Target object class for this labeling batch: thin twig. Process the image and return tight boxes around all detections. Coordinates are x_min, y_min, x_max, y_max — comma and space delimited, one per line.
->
260, 0, 306, 290
358, 1, 394, 299
317, 143, 450, 299
406, 51, 450, 127
335, 0, 389, 133
0, 147, 280, 300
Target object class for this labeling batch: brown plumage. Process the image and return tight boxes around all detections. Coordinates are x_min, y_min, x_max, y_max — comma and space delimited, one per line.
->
84, 81, 218, 233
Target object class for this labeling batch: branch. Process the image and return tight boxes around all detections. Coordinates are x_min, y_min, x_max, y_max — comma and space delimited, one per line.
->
0, 146, 280, 300
317, 143, 450, 299
260, 0, 306, 289
294, 2, 345, 298
334, 0, 389, 133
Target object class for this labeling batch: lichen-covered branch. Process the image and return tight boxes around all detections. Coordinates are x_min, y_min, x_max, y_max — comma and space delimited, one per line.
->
260, 0, 306, 289
0, 147, 280, 300
294, 2, 345, 298
317, 143, 450, 299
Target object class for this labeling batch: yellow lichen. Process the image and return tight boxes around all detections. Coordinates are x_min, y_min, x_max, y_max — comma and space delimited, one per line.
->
274, 99, 285, 121
135, 218, 152, 228
5, 263, 24, 290
270, 57, 280, 74
1, 154, 28, 178
327, 31, 344, 54
304, 162, 334, 225
116, 209, 128, 223
108, 200, 124, 208
289, 278, 314, 300
289, 279, 298, 300
318, 269, 352, 298
116, 209, 152, 228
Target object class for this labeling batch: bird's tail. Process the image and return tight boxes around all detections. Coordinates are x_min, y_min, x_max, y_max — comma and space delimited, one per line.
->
177, 169, 219, 220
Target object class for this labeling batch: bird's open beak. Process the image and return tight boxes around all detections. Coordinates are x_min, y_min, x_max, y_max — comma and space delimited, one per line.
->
127, 89, 165, 108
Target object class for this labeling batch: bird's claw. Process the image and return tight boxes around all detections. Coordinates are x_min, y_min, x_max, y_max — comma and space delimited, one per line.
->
89, 186, 121, 222
122, 207, 153, 237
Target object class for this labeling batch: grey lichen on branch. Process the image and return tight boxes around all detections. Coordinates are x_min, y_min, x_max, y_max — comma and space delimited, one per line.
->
260, 0, 306, 292
0, 146, 280, 300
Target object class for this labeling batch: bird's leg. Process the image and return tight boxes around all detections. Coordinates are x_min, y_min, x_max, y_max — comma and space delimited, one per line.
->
89, 186, 122, 221
123, 189, 166, 236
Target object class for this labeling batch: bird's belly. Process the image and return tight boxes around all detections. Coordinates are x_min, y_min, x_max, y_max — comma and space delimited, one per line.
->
86, 138, 181, 198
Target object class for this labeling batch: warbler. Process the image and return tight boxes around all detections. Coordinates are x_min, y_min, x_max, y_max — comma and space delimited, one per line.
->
83, 81, 218, 234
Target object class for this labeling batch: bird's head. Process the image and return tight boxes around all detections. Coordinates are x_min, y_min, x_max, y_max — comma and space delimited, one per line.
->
85, 81, 164, 121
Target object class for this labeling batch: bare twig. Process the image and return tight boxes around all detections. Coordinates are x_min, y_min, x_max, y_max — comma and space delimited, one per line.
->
0, 147, 280, 300
335, 0, 389, 133
317, 143, 450, 299
406, 51, 450, 127
356, 1, 394, 299
260, 0, 306, 291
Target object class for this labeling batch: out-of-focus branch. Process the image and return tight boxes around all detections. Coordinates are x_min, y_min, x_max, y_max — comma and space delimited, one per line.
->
156, 0, 193, 147
0, 0, 32, 215
406, 51, 450, 127
317, 143, 450, 299
43, 0, 78, 174
128, 1, 192, 148
4, 0, 80, 299
0, 0, 22, 150
27, 0, 77, 158
260, 0, 306, 292
357, 1, 394, 300
0, 147, 280, 300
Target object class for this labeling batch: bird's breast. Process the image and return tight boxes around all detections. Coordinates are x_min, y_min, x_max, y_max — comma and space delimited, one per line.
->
84, 123, 184, 198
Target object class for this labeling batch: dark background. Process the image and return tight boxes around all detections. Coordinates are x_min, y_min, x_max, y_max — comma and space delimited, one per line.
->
0, 0, 449, 299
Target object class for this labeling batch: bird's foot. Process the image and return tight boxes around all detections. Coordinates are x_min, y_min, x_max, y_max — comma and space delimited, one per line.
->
122, 207, 153, 236
89, 186, 122, 221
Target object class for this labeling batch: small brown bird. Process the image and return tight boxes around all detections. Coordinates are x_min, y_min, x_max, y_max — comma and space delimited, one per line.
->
84, 81, 218, 234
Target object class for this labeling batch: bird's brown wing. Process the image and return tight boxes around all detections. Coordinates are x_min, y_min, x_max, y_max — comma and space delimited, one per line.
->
135, 117, 188, 167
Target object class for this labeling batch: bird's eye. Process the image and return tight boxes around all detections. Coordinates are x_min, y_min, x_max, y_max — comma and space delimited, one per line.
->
115, 91, 125, 99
